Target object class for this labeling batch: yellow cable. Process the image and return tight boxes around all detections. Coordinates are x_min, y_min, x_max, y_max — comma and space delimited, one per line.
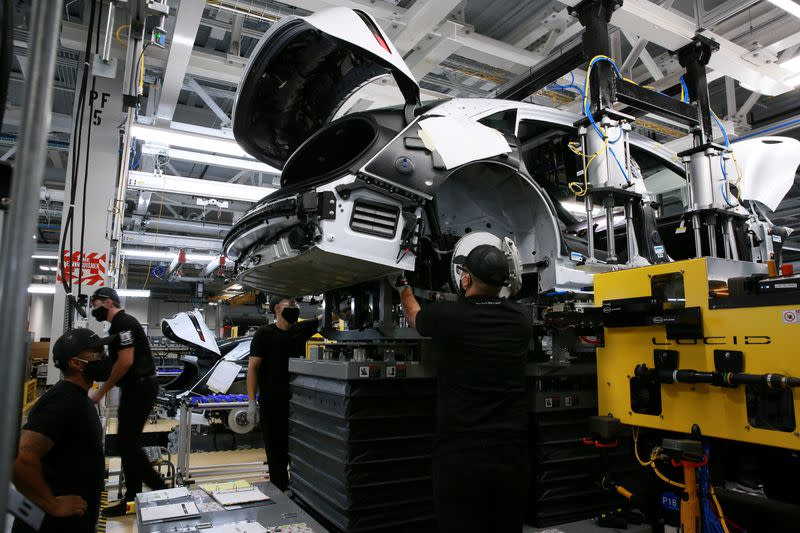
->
710, 488, 731, 533
573, 55, 621, 197
114, 24, 129, 46
632, 427, 686, 488
139, 53, 145, 95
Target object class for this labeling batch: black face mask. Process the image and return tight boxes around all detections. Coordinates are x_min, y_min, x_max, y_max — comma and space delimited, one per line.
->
79, 357, 113, 382
281, 307, 300, 325
91, 306, 108, 322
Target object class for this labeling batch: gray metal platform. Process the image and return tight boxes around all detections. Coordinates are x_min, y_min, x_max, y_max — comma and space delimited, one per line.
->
135, 481, 327, 532
525, 518, 652, 532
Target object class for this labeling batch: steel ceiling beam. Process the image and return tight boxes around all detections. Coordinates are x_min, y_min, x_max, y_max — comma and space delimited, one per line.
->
185, 77, 231, 126
154, 0, 206, 126
602, 0, 794, 95
388, 0, 462, 55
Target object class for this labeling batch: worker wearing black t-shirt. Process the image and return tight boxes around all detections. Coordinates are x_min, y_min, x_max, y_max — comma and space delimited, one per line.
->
398, 244, 532, 533
88, 287, 165, 517
12, 328, 113, 533
247, 296, 320, 491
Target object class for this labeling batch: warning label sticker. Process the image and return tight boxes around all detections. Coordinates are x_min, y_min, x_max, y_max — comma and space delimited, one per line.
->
782, 310, 800, 324
358, 366, 369, 378
56, 250, 107, 286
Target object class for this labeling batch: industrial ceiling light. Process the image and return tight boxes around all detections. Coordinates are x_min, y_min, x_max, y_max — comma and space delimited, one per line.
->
767, 0, 800, 19
27, 284, 151, 297
121, 248, 227, 264
130, 125, 279, 173
122, 249, 175, 260
117, 289, 152, 298
142, 146, 279, 174
28, 284, 56, 294
31, 254, 58, 260
38, 265, 58, 272
127, 170, 274, 203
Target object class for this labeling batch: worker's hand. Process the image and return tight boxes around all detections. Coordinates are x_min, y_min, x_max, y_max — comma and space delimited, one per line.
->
88, 388, 104, 405
246, 400, 259, 426
393, 274, 410, 295
48, 495, 88, 517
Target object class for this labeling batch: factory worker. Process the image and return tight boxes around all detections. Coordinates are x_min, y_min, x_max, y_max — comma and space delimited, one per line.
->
89, 287, 166, 517
12, 328, 112, 533
247, 296, 322, 491
397, 244, 532, 532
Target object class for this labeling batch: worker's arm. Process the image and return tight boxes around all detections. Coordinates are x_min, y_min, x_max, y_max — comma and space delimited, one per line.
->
91, 347, 133, 403
13, 430, 87, 518
247, 357, 262, 402
399, 286, 421, 329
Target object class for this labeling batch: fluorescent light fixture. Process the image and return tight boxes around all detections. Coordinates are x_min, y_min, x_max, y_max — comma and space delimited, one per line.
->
142, 145, 279, 174
121, 248, 227, 265
28, 284, 56, 294
117, 289, 151, 298
767, 0, 800, 19
131, 124, 265, 161
39, 265, 57, 272
122, 249, 175, 260
128, 170, 275, 203
27, 285, 149, 297
208, 302, 218, 306
32, 254, 58, 260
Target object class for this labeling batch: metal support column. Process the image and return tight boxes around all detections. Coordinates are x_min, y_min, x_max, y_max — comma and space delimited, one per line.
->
678, 37, 718, 145
692, 213, 703, 257
625, 201, 637, 263
0, 0, 63, 527
585, 195, 596, 261
603, 195, 617, 264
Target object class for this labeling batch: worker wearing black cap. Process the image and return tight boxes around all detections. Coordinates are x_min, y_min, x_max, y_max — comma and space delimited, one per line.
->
397, 244, 532, 532
246, 296, 321, 491
88, 287, 165, 517
12, 328, 113, 533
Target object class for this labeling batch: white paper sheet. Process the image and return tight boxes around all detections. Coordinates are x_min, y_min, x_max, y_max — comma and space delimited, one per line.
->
139, 501, 200, 523
206, 521, 267, 533
223, 340, 252, 361
417, 117, 511, 170
206, 361, 242, 393
137, 486, 190, 504
211, 487, 271, 507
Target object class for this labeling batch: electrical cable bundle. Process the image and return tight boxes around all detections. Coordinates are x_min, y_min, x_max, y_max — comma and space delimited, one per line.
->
569, 55, 632, 197
698, 444, 731, 533
57, 0, 101, 324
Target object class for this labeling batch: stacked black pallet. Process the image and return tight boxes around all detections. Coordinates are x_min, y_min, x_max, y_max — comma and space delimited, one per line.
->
288, 374, 437, 532
527, 366, 638, 527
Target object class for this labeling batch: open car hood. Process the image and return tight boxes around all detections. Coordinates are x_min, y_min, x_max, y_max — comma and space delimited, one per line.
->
233, 7, 420, 169
161, 311, 220, 356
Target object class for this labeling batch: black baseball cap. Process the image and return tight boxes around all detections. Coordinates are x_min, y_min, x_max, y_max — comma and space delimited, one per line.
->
453, 244, 509, 287
269, 295, 293, 314
52, 328, 114, 369
91, 287, 120, 304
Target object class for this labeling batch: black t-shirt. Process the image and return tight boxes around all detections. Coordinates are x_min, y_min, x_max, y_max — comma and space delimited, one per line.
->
108, 310, 155, 386
18, 380, 104, 532
415, 296, 532, 453
249, 319, 319, 411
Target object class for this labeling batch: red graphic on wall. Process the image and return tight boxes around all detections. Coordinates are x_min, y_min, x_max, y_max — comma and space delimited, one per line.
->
56, 250, 107, 286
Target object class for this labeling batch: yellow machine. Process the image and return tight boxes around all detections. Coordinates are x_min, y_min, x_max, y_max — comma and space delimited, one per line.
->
595, 257, 800, 450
